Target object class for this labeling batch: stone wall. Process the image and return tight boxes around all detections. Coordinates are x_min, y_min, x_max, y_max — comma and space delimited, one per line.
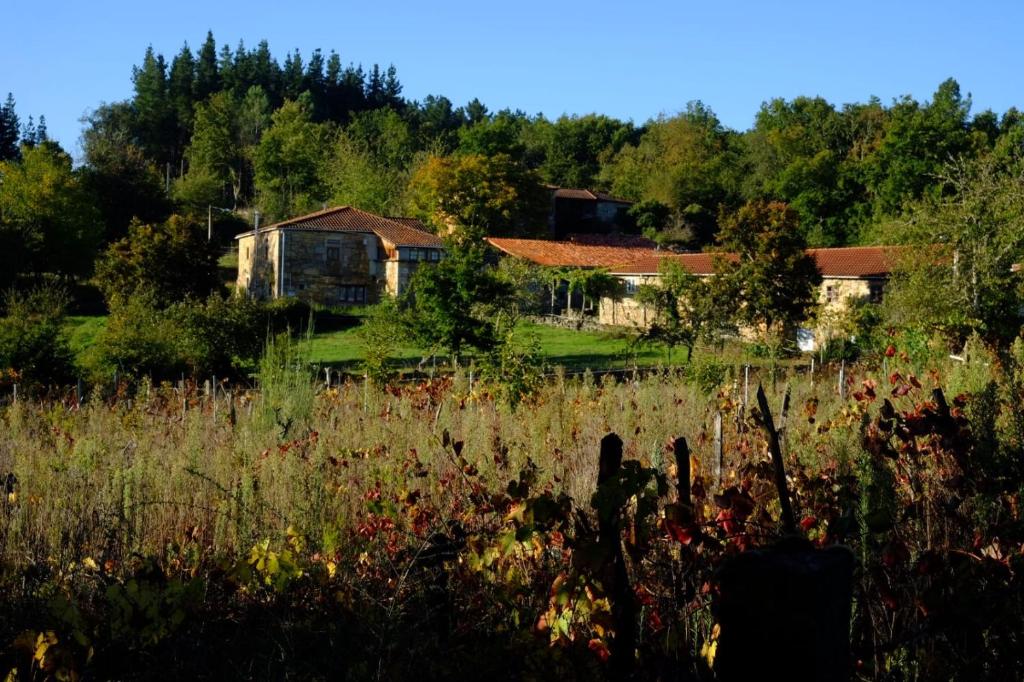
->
281, 230, 379, 305
236, 231, 278, 298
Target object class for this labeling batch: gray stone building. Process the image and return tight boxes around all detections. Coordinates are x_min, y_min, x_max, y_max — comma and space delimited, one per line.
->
236, 206, 444, 305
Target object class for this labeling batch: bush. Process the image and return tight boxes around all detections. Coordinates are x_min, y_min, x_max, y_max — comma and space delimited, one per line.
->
93, 214, 220, 308
685, 356, 727, 394
86, 292, 272, 382
0, 286, 76, 390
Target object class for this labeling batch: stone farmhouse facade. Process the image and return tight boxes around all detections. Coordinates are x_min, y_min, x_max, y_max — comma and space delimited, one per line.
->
487, 235, 894, 350
236, 206, 443, 305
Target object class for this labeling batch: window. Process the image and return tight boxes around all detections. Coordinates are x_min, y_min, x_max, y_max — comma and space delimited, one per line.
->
410, 249, 421, 261
338, 285, 366, 303
868, 281, 885, 304
624, 279, 638, 295
326, 239, 341, 263
825, 285, 838, 303
429, 250, 441, 261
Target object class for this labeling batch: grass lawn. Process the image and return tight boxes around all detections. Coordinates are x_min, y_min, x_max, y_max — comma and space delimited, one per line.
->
61, 313, 687, 376
307, 319, 685, 373
65, 315, 107, 360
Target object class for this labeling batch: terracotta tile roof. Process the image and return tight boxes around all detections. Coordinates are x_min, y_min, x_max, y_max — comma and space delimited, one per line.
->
552, 188, 633, 204
486, 236, 660, 268
566, 233, 656, 247
608, 246, 896, 278
237, 206, 443, 248
806, 246, 894, 278
608, 253, 727, 275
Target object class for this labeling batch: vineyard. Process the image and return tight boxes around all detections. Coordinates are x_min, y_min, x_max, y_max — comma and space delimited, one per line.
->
1, 340, 1023, 680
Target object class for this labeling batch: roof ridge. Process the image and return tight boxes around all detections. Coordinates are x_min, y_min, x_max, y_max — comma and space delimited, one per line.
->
267, 205, 354, 229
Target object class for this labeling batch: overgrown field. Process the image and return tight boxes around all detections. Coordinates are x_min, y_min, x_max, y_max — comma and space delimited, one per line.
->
1, 341, 1022, 680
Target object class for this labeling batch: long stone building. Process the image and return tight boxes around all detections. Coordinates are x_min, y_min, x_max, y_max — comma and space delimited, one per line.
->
486, 236, 895, 350
236, 206, 444, 305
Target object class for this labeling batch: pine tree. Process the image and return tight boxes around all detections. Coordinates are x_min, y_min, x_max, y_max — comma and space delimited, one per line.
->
282, 50, 304, 101
169, 44, 196, 162
35, 115, 47, 143
0, 93, 20, 160
21, 115, 36, 147
194, 30, 220, 100
132, 46, 174, 164
304, 49, 326, 118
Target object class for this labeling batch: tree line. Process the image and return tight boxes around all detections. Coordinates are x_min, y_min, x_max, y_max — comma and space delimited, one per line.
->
2, 34, 1023, 280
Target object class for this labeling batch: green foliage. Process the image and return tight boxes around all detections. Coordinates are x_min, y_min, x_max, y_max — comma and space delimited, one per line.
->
714, 200, 821, 335
93, 214, 220, 308
324, 111, 415, 215
0, 93, 22, 161
0, 143, 103, 286
881, 153, 1024, 343
358, 299, 403, 383
409, 152, 548, 239
603, 102, 741, 246
0, 286, 76, 389
79, 102, 171, 243
403, 242, 512, 359
634, 259, 732, 362
253, 96, 331, 221
480, 321, 544, 406
85, 292, 268, 380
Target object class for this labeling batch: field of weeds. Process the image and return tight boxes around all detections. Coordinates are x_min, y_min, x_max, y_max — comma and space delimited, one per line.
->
1, 342, 1022, 680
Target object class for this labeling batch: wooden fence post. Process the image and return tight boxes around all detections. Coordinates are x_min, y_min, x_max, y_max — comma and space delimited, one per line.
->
672, 436, 690, 506
755, 384, 796, 535
713, 411, 724, 487
597, 433, 636, 680
838, 360, 846, 400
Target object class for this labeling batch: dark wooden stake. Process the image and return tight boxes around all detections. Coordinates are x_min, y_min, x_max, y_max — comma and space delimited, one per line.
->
672, 436, 690, 506
756, 384, 797, 535
597, 433, 636, 680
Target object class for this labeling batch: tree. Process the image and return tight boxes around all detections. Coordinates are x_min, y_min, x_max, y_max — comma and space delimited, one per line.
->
168, 43, 197, 159
864, 79, 973, 216
714, 200, 821, 340
635, 260, 733, 362
741, 96, 861, 245
253, 96, 331, 220
186, 91, 242, 206
0, 144, 103, 286
0, 286, 76, 389
602, 102, 741, 246
882, 153, 1024, 342
457, 109, 528, 160
93, 214, 220, 308
194, 31, 221, 100
531, 114, 638, 189
409, 153, 548, 239
80, 102, 171, 243
0, 93, 20, 160
403, 241, 512, 361
132, 46, 175, 164
323, 108, 416, 214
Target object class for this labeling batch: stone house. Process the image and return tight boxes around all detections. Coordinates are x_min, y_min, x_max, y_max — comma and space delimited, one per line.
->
548, 188, 635, 239
236, 206, 444, 305
598, 246, 894, 349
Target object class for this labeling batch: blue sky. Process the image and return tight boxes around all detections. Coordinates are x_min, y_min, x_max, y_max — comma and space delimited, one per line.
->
3, 0, 1022, 157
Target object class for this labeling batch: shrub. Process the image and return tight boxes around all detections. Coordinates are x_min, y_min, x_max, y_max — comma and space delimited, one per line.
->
0, 286, 76, 389
93, 214, 220, 308
86, 292, 272, 382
